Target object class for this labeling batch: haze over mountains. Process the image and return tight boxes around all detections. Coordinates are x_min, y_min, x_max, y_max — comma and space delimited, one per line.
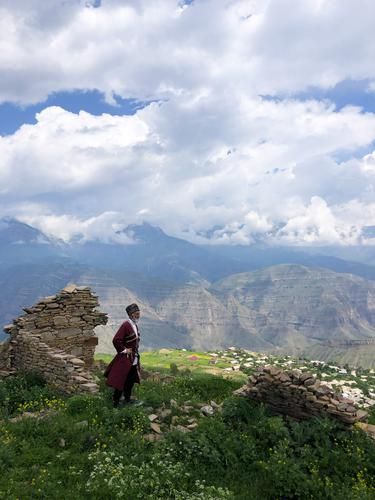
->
1, 217, 374, 367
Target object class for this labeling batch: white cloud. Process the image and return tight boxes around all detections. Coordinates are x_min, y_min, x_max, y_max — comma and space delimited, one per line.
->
1, 0, 375, 246
2, 0, 375, 104
22, 211, 136, 244
276, 197, 358, 246
0, 95, 374, 245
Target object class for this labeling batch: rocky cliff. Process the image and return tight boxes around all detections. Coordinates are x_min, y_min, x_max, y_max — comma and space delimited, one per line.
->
96, 264, 375, 366
1, 261, 375, 367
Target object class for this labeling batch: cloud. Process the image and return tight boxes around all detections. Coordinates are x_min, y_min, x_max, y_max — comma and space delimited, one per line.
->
22, 212, 136, 244
1, 0, 375, 246
1, 94, 375, 245
2, 0, 375, 105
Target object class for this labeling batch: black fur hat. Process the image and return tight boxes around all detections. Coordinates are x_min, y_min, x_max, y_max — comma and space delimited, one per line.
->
126, 303, 140, 316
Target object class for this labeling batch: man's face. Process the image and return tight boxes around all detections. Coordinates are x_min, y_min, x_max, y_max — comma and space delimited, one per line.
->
132, 311, 140, 321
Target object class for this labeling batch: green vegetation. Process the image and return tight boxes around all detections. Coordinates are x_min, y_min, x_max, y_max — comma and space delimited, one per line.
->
96, 349, 246, 379
0, 352, 374, 499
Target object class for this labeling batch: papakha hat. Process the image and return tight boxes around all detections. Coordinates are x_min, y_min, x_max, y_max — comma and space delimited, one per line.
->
126, 303, 140, 316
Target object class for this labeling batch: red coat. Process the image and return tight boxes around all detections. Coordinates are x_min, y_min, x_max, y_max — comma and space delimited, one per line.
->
104, 320, 141, 391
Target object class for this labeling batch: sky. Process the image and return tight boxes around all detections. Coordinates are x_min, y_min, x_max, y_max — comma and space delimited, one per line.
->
0, 0, 375, 246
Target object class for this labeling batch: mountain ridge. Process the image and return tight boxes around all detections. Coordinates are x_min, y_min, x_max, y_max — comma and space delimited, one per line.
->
1, 218, 374, 367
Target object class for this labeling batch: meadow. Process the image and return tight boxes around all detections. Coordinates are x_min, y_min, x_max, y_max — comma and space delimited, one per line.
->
0, 349, 374, 499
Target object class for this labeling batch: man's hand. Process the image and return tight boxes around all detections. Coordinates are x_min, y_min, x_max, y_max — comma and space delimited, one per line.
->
121, 348, 133, 355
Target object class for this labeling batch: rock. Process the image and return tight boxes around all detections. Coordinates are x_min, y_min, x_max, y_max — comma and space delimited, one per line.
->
300, 372, 313, 383
201, 405, 214, 417
337, 403, 348, 411
143, 433, 162, 442
356, 423, 375, 440
268, 365, 282, 376
176, 425, 190, 433
70, 358, 85, 366
46, 303, 60, 309
233, 386, 249, 396
59, 438, 66, 447
356, 410, 368, 421
303, 378, 316, 387
315, 386, 332, 397
75, 420, 89, 429
159, 409, 172, 419
150, 423, 162, 434
148, 414, 159, 422
182, 405, 194, 413
186, 422, 198, 430
279, 373, 291, 383
235, 365, 368, 426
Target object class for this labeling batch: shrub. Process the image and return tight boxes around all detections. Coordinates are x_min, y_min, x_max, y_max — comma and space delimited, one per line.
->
170, 374, 240, 403
0, 372, 60, 417
170, 362, 179, 376
65, 395, 106, 417
222, 396, 268, 428
92, 404, 150, 438
86, 449, 234, 499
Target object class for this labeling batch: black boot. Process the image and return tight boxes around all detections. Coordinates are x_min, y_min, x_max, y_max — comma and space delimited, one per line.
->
113, 389, 122, 408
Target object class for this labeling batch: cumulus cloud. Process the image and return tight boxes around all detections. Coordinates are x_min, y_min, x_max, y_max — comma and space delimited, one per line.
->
22, 212, 136, 244
2, 0, 375, 105
1, 95, 374, 245
1, 0, 375, 246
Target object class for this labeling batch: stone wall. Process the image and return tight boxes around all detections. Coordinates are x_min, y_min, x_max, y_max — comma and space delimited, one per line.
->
0, 341, 11, 376
0, 284, 108, 394
236, 365, 368, 425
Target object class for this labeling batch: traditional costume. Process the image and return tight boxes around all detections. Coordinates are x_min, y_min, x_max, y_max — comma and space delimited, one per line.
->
104, 303, 141, 406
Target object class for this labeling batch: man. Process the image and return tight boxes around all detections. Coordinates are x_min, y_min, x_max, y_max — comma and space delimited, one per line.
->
104, 303, 142, 407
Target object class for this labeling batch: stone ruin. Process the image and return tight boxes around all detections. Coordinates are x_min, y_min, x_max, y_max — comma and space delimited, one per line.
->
0, 284, 108, 394
236, 365, 368, 425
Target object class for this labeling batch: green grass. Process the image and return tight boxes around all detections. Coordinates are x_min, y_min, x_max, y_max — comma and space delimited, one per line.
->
96, 348, 247, 381
0, 353, 374, 499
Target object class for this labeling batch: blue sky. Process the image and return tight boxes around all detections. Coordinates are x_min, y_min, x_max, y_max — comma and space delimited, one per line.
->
0, 0, 375, 247
2, 79, 375, 137
262, 79, 375, 113
0, 91, 146, 136
295, 79, 375, 112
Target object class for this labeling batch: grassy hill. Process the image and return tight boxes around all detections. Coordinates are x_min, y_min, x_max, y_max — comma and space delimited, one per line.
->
0, 349, 374, 499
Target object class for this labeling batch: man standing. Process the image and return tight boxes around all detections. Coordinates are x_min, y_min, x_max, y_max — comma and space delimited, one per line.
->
104, 303, 142, 407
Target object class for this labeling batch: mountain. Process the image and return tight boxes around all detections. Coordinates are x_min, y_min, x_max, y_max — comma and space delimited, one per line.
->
210, 265, 375, 351
147, 265, 375, 358
205, 244, 375, 281
0, 217, 65, 268
1, 218, 375, 367
1, 256, 374, 366
1, 218, 374, 282
69, 222, 244, 283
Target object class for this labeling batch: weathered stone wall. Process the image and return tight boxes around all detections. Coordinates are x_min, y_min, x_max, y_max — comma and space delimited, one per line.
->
0, 341, 11, 376
236, 365, 368, 425
1, 284, 108, 394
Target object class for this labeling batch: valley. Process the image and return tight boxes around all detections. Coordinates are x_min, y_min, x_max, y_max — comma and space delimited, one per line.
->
1, 218, 374, 368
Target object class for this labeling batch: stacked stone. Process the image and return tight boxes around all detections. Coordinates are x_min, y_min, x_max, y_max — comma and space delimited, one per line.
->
1, 284, 108, 394
236, 365, 368, 425
0, 341, 12, 376
12, 334, 99, 394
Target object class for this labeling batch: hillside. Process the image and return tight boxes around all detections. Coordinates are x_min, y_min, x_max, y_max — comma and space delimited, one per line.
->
210, 265, 375, 354
1, 260, 375, 367
0, 348, 374, 499
1, 219, 375, 368
86, 264, 375, 367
